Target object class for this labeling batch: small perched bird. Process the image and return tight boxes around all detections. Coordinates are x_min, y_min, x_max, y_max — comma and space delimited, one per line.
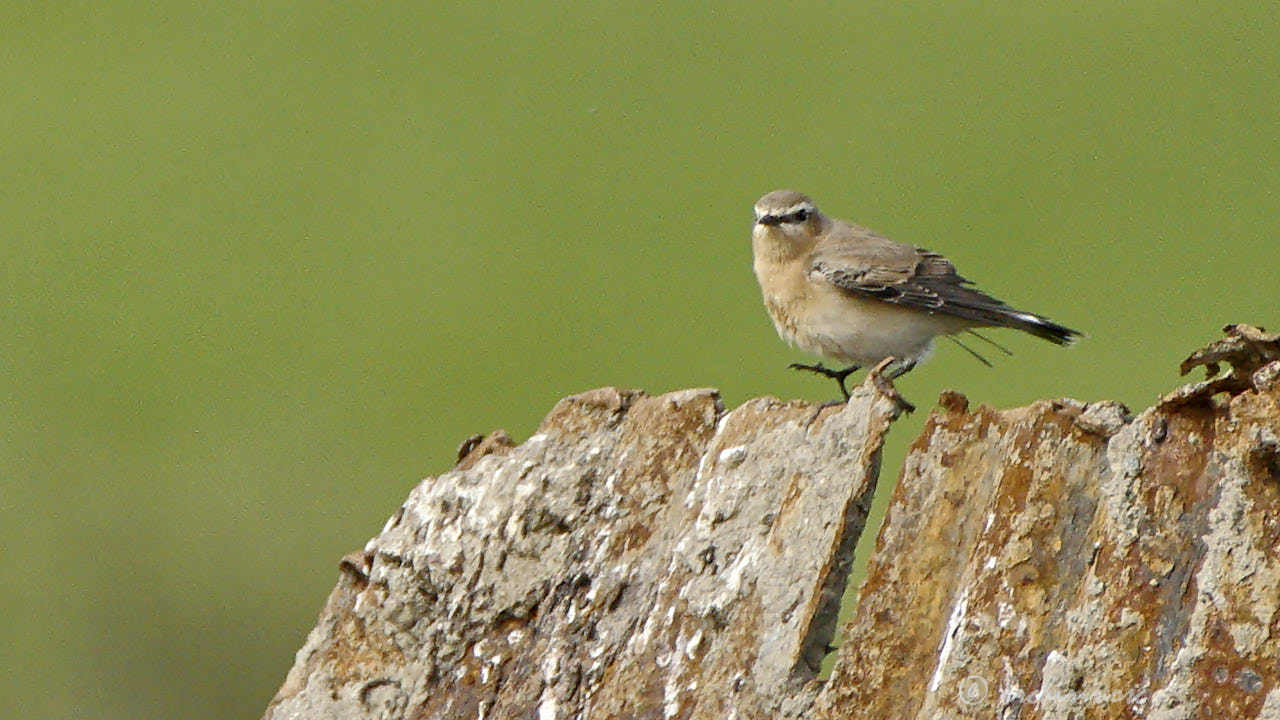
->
752, 189, 1080, 401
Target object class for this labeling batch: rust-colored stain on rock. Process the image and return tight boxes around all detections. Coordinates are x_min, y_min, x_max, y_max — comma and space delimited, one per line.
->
815, 327, 1280, 720
266, 326, 1280, 720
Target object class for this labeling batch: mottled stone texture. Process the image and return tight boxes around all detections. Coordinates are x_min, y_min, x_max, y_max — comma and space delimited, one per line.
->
265, 382, 902, 720
816, 325, 1280, 719
267, 326, 1280, 720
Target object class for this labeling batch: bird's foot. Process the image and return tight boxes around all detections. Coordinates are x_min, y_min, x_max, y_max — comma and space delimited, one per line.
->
788, 362, 860, 400
868, 357, 917, 413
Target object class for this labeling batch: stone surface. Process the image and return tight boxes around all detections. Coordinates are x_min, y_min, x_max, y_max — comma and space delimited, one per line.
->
814, 327, 1280, 720
265, 382, 903, 720
266, 325, 1280, 720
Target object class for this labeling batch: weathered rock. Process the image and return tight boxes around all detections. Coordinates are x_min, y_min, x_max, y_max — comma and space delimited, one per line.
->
265, 382, 903, 720
1165, 324, 1280, 405
267, 325, 1280, 720
814, 326, 1280, 719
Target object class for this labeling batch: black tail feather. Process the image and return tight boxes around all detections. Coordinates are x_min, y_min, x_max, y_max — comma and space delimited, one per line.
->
1004, 311, 1081, 346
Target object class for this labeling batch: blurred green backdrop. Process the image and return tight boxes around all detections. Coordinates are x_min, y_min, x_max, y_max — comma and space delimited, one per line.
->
3, 2, 1277, 717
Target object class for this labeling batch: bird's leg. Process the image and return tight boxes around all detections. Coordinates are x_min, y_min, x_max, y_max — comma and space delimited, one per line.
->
884, 357, 917, 380
868, 357, 917, 413
788, 362, 860, 400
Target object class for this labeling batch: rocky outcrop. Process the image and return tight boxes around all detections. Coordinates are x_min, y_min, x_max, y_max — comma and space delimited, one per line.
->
265, 382, 902, 720
266, 325, 1280, 720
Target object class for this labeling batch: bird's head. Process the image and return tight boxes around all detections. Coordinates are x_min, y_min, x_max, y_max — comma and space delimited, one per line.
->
753, 190, 822, 248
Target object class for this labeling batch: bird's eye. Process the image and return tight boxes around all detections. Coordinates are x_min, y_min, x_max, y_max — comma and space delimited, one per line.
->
792, 209, 809, 222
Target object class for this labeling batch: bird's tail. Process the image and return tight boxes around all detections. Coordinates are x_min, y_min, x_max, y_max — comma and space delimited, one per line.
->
999, 310, 1081, 346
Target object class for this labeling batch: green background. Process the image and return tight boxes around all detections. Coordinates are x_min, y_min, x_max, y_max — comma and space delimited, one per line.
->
3, 2, 1277, 717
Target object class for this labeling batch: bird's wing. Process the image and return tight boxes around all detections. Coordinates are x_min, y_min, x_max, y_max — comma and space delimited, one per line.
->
808, 222, 1019, 326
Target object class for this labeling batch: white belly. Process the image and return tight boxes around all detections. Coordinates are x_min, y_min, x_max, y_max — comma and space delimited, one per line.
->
770, 284, 966, 367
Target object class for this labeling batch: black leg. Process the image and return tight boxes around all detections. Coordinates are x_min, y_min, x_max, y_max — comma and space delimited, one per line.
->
788, 362, 861, 401
867, 357, 917, 413
885, 358, 917, 380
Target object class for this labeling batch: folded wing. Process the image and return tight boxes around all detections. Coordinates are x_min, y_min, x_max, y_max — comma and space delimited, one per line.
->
809, 223, 1079, 345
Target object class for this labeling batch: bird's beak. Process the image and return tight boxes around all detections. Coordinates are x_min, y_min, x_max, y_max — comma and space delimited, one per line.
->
756, 214, 781, 226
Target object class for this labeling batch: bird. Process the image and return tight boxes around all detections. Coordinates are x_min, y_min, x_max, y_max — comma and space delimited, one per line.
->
751, 189, 1080, 404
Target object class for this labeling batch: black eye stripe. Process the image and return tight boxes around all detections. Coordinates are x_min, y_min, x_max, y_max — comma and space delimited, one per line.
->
757, 207, 814, 225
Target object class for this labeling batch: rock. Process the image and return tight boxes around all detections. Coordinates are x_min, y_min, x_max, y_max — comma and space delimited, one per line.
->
265, 381, 903, 720
266, 324, 1280, 720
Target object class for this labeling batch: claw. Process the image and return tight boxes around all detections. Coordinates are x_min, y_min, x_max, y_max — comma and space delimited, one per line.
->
868, 357, 916, 413
788, 362, 861, 400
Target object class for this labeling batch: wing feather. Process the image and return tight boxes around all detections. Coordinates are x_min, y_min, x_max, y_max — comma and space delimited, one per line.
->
808, 222, 1079, 344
